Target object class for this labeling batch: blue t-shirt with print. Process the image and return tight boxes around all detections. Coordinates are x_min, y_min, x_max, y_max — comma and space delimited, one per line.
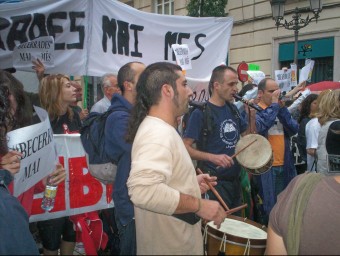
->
184, 101, 248, 180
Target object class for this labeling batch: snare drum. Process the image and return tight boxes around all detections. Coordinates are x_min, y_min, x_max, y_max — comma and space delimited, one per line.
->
204, 216, 267, 255
235, 134, 273, 175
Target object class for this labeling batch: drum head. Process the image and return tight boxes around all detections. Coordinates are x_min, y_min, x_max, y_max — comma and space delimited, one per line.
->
205, 216, 267, 255
235, 134, 272, 173
207, 217, 267, 240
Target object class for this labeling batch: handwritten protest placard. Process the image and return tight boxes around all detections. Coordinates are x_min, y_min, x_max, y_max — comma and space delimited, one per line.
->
7, 107, 57, 197
275, 69, 292, 92
171, 44, 192, 70
13, 36, 55, 71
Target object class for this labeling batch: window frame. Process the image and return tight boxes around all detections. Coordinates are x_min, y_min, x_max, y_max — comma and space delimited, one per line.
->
154, 0, 174, 15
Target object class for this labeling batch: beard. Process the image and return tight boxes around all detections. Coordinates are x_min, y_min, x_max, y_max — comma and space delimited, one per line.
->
172, 93, 189, 116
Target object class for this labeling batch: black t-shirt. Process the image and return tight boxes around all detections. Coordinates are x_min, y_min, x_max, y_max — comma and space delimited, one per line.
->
50, 109, 81, 134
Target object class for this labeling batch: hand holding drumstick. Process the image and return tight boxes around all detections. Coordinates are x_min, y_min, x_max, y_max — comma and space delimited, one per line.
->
196, 140, 256, 214
196, 171, 217, 194
197, 168, 247, 215
216, 139, 257, 170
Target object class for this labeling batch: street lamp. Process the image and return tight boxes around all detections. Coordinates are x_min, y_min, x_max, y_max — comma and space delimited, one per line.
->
270, 0, 323, 66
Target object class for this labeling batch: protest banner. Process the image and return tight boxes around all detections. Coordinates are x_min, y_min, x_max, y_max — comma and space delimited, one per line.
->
0, 0, 233, 83
30, 134, 114, 222
6, 107, 113, 221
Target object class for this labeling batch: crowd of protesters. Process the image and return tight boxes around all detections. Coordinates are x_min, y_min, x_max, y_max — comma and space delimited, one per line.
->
0, 60, 339, 255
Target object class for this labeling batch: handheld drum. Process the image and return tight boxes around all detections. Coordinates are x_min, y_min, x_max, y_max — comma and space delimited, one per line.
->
235, 134, 273, 175
204, 216, 267, 255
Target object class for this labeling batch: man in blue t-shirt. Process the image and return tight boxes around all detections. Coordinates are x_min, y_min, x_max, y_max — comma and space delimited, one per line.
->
183, 65, 248, 213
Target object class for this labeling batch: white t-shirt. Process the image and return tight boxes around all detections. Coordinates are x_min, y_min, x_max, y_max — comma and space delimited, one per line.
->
90, 96, 111, 113
305, 117, 320, 171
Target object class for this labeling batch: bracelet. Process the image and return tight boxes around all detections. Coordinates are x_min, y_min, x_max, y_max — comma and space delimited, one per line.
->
194, 198, 201, 214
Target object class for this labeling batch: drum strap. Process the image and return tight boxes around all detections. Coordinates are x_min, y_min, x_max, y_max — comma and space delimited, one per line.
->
198, 102, 241, 151
287, 173, 323, 255
197, 102, 241, 172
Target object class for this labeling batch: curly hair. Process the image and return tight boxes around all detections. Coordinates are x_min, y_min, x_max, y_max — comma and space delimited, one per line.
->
125, 62, 182, 143
317, 89, 340, 126
0, 83, 11, 155
298, 93, 318, 123
0, 70, 33, 129
39, 74, 73, 121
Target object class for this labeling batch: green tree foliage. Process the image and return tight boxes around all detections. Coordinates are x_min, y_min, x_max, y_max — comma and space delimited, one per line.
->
187, 0, 228, 17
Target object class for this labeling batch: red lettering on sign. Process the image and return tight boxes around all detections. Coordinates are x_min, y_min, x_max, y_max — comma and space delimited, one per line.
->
69, 156, 103, 208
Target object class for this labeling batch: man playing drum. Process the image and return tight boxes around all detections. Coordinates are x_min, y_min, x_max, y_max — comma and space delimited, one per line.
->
126, 62, 227, 255
255, 78, 299, 225
183, 65, 248, 214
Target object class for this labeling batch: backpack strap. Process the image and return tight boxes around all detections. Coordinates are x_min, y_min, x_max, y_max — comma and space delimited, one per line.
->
287, 173, 323, 254
200, 102, 211, 150
199, 101, 241, 150
226, 101, 241, 128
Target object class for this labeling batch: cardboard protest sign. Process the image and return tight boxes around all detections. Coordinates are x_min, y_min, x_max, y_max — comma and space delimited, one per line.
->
13, 36, 55, 71
299, 61, 312, 84
290, 63, 297, 87
171, 44, 192, 70
305, 59, 315, 82
7, 107, 57, 197
275, 69, 292, 92
6, 106, 113, 221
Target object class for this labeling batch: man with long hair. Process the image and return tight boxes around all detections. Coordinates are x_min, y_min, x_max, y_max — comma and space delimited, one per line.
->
126, 62, 226, 255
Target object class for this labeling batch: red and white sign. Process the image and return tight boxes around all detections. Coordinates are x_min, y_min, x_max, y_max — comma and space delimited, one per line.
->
7, 108, 114, 222
29, 134, 114, 222
237, 61, 249, 82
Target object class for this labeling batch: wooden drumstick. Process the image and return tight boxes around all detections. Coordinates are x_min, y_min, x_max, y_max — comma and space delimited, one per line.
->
216, 139, 258, 171
225, 203, 248, 215
231, 139, 257, 159
196, 168, 230, 211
